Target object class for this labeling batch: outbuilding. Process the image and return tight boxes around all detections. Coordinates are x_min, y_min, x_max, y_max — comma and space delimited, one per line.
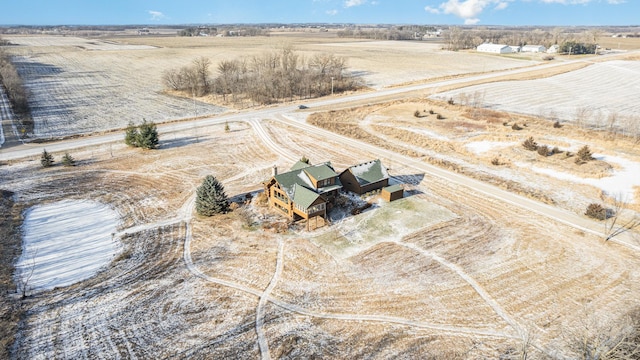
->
381, 185, 403, 202
547, 44, 560, 54
521, 45, 547, 53
476, 43, 511, 54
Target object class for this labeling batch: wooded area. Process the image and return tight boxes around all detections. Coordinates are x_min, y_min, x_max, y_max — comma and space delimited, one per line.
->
162, 47, 358, 105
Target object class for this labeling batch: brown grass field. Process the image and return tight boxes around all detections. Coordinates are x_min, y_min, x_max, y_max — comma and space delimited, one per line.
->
2, 33, 640, 359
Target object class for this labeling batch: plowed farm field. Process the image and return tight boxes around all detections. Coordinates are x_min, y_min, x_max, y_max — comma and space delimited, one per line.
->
433, 60, 640, 128
3, 104, 640, 358
3, 35, 532, 140
3, 34, 640, 359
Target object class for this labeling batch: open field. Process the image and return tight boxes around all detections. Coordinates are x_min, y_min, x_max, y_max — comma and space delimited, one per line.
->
2, 33, 640, 358
2, 99, 640, 358
2, 34, 533, 140
433, 60, 640, 127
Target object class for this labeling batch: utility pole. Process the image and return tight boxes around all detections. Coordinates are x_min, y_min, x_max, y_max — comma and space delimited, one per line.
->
331, 76, 334, 95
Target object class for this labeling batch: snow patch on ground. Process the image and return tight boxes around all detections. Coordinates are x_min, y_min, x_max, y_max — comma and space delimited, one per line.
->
518, 154, 640, 201
465, 141, 518, 154
15, 200, 120, 292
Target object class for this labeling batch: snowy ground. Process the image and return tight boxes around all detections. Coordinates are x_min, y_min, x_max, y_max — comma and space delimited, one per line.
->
14, 200, 120, 293
432, 60, 640, 127
465, 140, 640, 201
523, 154, 640, 200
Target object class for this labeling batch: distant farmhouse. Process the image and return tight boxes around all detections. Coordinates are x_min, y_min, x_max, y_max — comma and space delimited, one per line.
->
264, 159, 396, 228
547, 44, 560, 54
521, 45, 547, 53
476, 43, 512, 54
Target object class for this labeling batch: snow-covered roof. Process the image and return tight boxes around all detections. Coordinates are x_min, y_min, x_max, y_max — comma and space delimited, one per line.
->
346, 159, 389, 185
477, 43, 510, 51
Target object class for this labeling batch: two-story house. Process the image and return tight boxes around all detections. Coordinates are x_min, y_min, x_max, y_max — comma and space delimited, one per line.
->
264, 161, 342, 222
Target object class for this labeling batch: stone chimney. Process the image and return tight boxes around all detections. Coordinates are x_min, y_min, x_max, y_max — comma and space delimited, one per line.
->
272, 165, 278, 176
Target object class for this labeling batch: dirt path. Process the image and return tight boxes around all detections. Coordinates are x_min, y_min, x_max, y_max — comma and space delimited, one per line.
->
275, 114, 640, 252
255, 238, 284, 360
394, 241, 522, 336
176, 121, 521, 342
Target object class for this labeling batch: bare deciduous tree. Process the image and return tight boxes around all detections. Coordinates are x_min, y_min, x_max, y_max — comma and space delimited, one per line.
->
17, 248, 37, 298
192, 56, 211, 95
604, 193, 640, 241
564, 307, 640, 360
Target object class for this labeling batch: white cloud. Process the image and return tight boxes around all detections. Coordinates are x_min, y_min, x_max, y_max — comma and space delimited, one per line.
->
431, 0, 623, 24
439, 0, 510, 20
494, 1, 510, 10
148, 10, 166, 21
344, 0, 367, 7
425, 5, 441, 13
326, 9, 339, 15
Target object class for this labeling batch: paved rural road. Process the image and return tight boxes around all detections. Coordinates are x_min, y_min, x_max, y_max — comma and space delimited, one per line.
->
0, 53, 613, 161
2, 53, 638, 250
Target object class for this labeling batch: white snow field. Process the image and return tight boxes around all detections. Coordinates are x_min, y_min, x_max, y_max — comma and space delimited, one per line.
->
5, 36, 226, 139
15, 200, 120, 292
523, 154, 640, 200
433, 60, 640, 124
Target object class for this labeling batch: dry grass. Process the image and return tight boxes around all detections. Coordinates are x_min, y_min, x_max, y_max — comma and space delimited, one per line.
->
0, 190, 23, 359
3, 33, 640, 358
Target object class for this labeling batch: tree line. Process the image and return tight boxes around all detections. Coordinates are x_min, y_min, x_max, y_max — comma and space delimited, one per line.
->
0, 38, 30, 130
178, 26, 269, 37
337, 26, 438, 41
162, 47, 358, 106
441, 27, 602, 51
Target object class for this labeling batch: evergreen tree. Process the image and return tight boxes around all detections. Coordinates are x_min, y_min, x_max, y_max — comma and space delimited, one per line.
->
137, 120, 159, 149
62, 152, 75, 166
196, 175, 230, 216
224, 121, 230, 132
124, 121, 139, 147
576, 145, 594, 163
522, 136, 538, 151
40, 149, 54, 167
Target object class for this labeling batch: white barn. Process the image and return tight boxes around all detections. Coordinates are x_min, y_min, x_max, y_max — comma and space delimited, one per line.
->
522, 45, 547, 53
547, 44, 560, 54
477, 43, 512, 54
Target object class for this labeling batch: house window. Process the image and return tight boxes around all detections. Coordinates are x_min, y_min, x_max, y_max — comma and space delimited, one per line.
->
273, 190, 289, 204
318, 178, 333, 188
274, 202, 288, 214
307, 202, 326, 214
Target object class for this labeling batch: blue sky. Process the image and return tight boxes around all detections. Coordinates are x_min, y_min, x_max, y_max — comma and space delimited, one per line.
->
0, 0, 636, 26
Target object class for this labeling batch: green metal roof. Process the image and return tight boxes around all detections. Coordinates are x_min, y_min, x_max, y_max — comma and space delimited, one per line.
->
383, 184, 403, 193
303, 163, 337, 182
273, 162, 339, 209
348, 159, 389, 185
293, 184, 321, 209
290, 160, 311, 171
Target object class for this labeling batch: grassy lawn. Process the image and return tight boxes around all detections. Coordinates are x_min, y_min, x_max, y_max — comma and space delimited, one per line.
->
312, 196, 457, 259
